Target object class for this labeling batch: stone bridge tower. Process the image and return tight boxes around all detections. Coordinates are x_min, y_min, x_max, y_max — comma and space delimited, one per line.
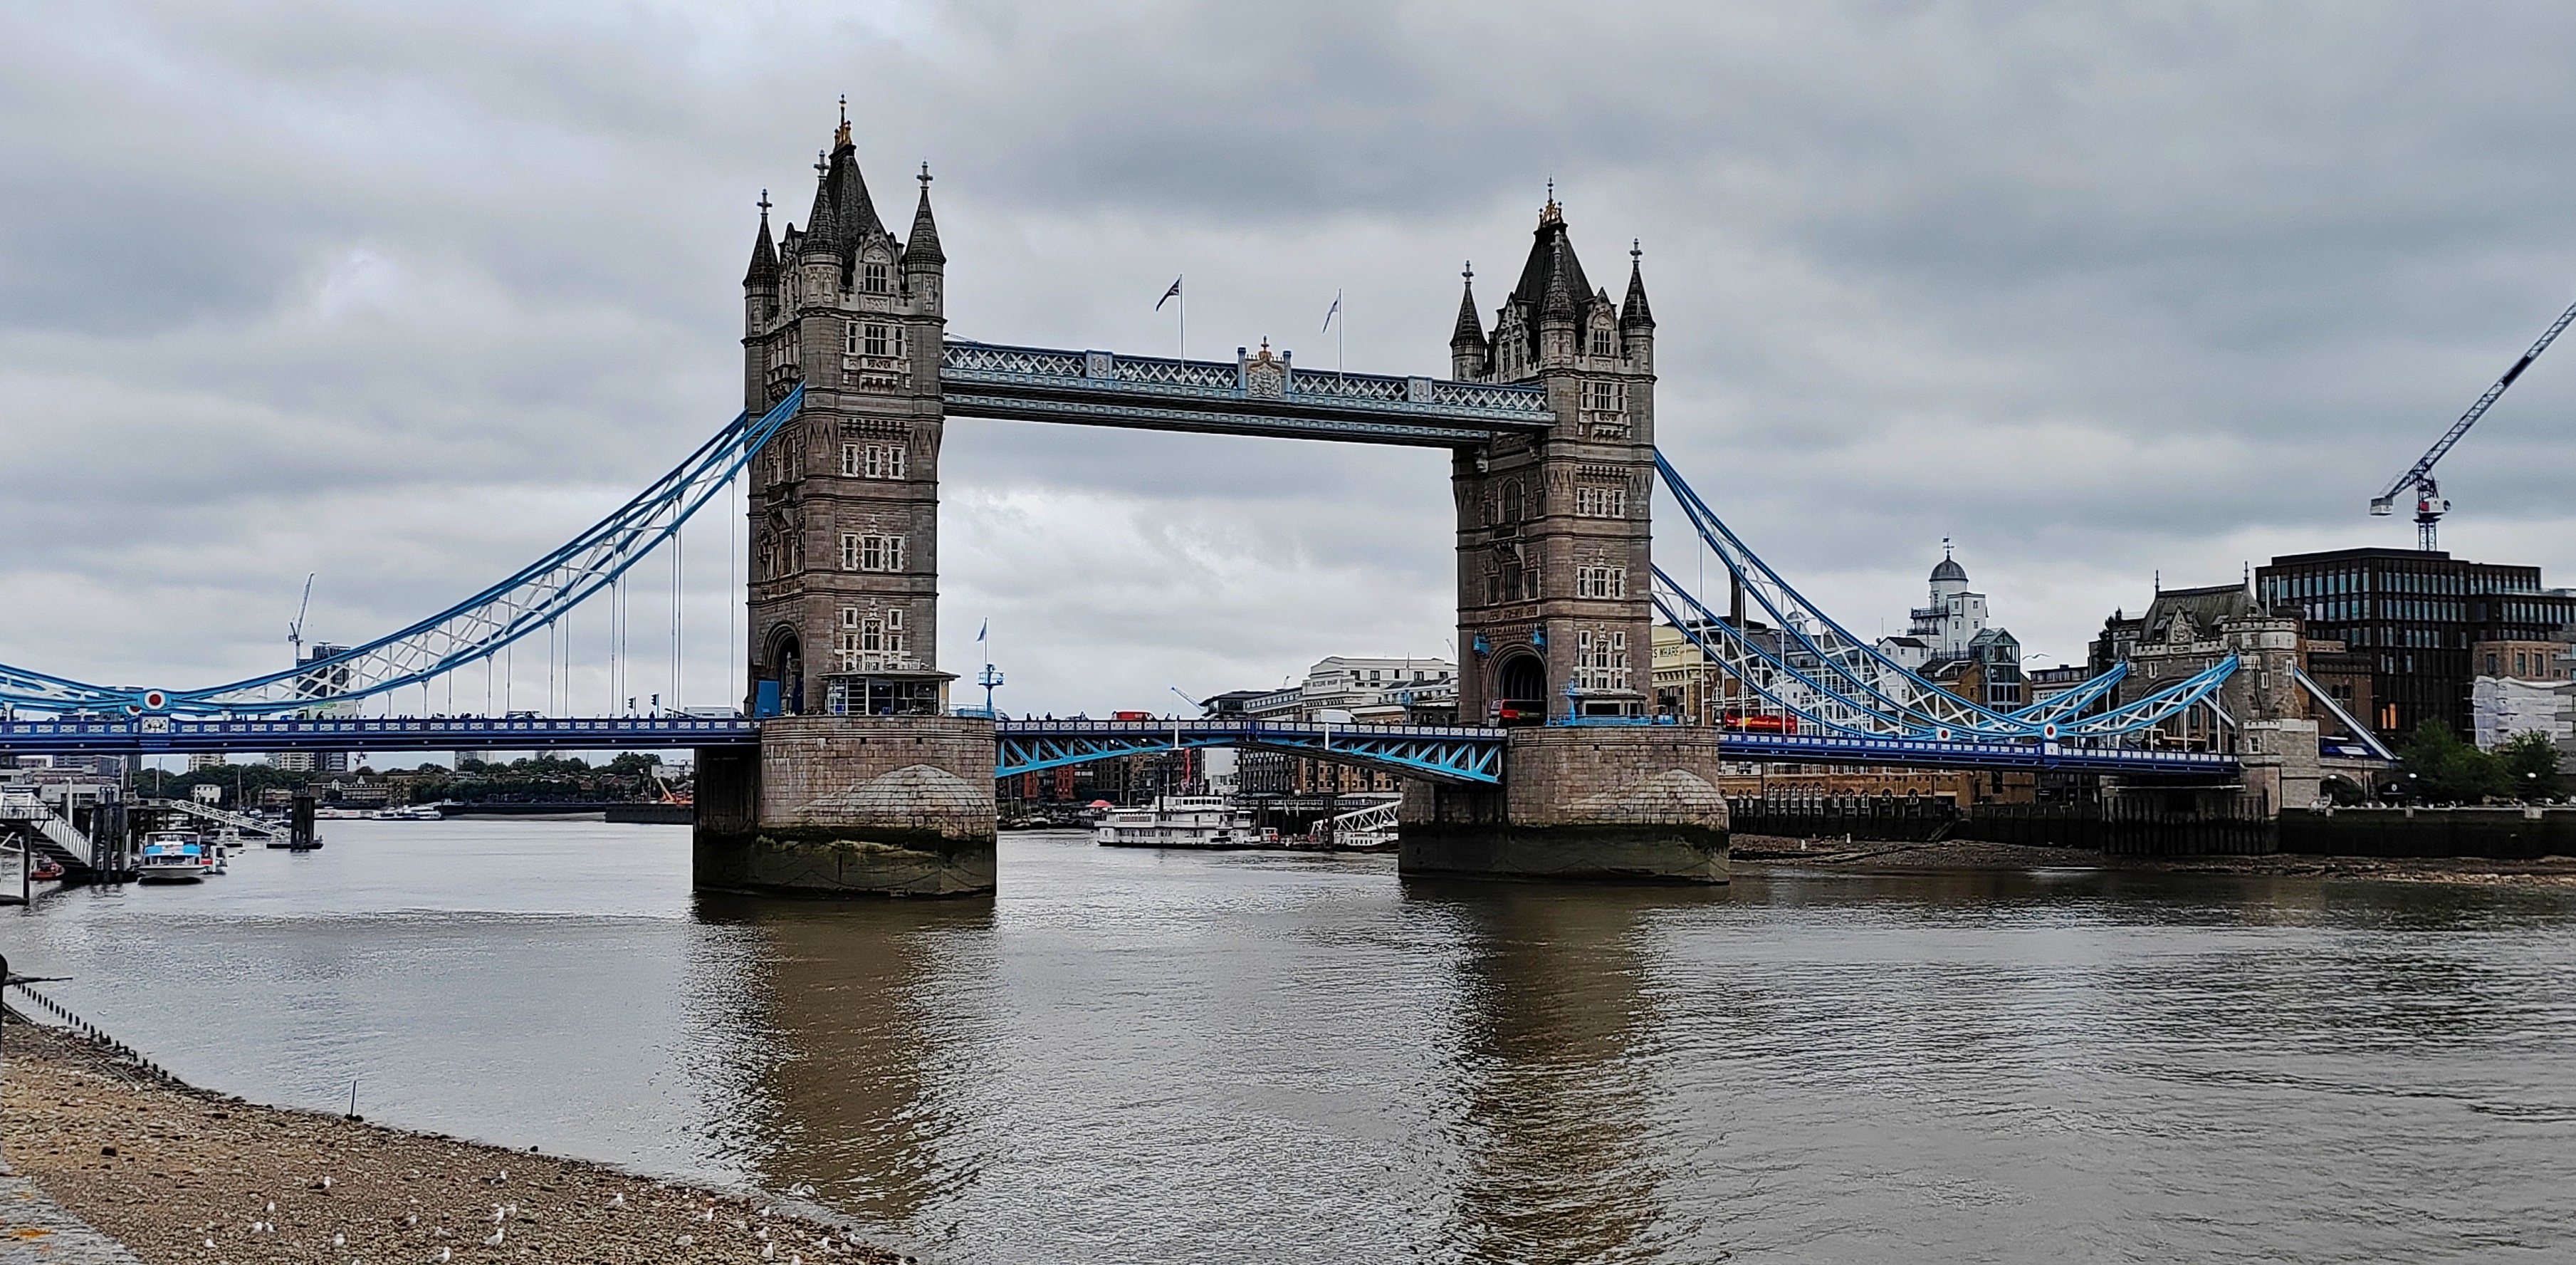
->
1447, 196, 1658, 724
698, 112, 993, 900
738, 109, 951, 719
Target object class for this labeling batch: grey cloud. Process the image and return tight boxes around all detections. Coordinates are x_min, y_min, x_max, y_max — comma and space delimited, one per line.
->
6, 1, 2576, 714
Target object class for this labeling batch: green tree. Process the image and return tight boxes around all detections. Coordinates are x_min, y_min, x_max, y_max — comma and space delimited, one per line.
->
2496, 731, 2565, 801
2399, 720, 2509, 803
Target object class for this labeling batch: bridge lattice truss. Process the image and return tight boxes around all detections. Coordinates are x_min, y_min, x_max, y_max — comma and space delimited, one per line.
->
1650, 453, 2236, 743
0, 388, 807, 717
997, 719, 1503, 786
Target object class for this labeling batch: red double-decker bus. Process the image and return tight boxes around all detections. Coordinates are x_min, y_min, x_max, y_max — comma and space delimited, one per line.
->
1718, 709, 1798, 735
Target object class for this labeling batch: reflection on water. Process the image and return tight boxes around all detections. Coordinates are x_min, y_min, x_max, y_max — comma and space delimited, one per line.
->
6, 823, 2575, 1263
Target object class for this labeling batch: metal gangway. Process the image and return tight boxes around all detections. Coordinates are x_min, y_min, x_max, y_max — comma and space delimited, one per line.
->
1320, 794, 1402, 848
138, 798, 281, 838
0, 788, 95, 872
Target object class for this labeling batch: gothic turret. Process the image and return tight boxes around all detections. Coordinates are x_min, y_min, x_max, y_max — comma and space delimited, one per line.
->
743, 195, 779, 291
1450, 264, 1488, 380
1620, 241, 1654, 370
798, 160, 841, 260
902, 165, 944, 269
1620, 241, 1654, 330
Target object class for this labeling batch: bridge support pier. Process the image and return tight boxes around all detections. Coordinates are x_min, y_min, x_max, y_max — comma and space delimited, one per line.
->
692, 715, 998, 898
1399, 727, 1730, 883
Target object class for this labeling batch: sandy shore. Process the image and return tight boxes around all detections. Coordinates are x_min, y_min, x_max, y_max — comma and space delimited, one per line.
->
1731, 834, 2576, 888
1, 1015, 905, 1264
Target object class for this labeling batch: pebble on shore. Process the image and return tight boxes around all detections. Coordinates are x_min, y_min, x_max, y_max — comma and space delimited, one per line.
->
1, 1017, 907, 1264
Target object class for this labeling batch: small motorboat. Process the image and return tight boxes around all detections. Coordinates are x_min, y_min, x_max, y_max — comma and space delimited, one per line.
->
30, 857, 66, 883
137, 831, 209, 884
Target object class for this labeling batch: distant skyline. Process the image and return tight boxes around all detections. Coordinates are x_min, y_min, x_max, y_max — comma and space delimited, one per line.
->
6, 2, 2576, 719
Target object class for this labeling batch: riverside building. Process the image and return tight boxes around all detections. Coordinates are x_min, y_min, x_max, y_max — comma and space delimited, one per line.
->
2255, 548, 2576, 739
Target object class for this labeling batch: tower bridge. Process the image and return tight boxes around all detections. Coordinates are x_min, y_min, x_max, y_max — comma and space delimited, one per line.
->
1, 113, 2281, 894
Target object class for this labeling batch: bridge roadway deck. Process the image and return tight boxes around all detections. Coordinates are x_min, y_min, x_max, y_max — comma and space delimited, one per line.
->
0, 716, 2242, 779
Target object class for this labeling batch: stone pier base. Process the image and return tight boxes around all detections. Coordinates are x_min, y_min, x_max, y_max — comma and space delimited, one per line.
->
693, 714, 998, 897
1400, 726, 1730, 883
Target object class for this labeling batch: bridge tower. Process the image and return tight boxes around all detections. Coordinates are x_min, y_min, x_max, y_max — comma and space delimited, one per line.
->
1403, 197, 1729, 884
1447, 196, 1657, 724
698, 110, 996, 897
740, 109, 951, 719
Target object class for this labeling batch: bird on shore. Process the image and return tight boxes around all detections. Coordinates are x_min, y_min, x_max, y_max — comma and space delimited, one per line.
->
436, 1250, 451, 1262
483, 1226, 506, 1247
608, 1193, 625, 1209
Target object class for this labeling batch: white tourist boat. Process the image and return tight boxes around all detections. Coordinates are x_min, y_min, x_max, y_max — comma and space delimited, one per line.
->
378, 803, 444, 821
1093, 796, 1270, 849
136, 830, 211, 883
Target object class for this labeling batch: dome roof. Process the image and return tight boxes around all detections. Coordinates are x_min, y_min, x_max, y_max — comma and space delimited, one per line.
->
1930, 554, 1968, 583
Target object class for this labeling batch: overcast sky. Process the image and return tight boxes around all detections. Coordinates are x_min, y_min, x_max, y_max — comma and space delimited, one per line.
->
6, 1, 2575, 726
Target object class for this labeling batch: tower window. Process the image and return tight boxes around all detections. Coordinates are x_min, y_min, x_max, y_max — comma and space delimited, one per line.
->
864, 324, 891, 356
1576, 566, 1627, 599
1575, 486, 1627, 518
864, 261, 890, 293
842, 533, 907, 572
1589, 326, 1617, 358
1576, 629, 1630, 691
1583, 380, 1627, 414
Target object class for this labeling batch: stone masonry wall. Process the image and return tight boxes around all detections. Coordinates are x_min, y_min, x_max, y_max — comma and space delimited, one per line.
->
1400, 725, 1731, 883
693, 714, 997, 897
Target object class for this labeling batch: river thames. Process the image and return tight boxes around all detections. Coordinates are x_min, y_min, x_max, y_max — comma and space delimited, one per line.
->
5, 820, 2574, 1262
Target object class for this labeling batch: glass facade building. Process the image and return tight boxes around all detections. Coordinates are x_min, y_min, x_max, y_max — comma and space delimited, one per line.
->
2256, 548, 2575, 739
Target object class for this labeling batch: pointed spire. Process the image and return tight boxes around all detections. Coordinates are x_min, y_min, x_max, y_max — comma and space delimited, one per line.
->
1450, 261, 1484, 348
743, 189, 779, 288
800, 152, 840, 258
1541, 233, 1579, 324
903, 162, 943, 267
1621, 238, 1655, 328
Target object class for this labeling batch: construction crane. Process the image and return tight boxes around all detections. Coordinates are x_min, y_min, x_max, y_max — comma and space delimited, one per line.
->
2371, 293, 2576, 551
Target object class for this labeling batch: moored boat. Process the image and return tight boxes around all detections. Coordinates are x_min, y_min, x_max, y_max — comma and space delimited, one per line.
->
137, 831, 210, 883
1093, 796, 1271, 849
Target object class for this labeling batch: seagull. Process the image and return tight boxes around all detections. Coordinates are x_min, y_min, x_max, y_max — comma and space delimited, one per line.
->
608, 1193, 625, 1209
483, 1227, 505, 1247
763, 1245, 776, 1260
437, 1250, 451, 1263
676, 1234, 696, 1247
331, 1232, 345, 1248
405, 1212, 419, 1227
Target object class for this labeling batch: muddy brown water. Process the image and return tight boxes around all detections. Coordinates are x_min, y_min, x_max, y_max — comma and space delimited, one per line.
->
6, 821, 2574, 1262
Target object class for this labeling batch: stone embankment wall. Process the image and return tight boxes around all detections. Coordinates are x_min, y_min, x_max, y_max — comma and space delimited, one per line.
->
2282, 806, 2576, 860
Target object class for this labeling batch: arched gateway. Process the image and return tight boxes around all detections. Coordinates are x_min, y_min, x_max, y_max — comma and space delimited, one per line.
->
692, 118, 1731, 897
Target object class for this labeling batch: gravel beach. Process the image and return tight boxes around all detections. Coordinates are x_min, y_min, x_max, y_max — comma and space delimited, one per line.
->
1, 1014, 906, 1264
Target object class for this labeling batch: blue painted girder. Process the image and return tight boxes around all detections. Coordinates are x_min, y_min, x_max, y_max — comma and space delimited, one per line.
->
1715, 731, 2240, 776
995, 718, 1505, 785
